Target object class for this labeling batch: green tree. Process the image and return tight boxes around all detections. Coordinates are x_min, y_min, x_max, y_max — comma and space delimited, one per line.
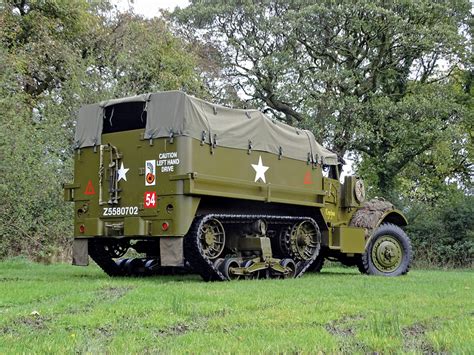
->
0, 0, 102, 259
173, 0, 472, 195
0, 0, 208, 259
405, 190, 473, 268
381, 71, 473, 202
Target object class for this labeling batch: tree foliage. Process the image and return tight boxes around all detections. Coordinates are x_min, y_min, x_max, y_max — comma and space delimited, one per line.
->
405, 191, 473, 268
173, 0, 472, 195
0, 0, 208, 259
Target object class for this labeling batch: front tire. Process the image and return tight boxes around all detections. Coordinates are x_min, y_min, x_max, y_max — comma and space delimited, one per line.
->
361, 223, 412, 276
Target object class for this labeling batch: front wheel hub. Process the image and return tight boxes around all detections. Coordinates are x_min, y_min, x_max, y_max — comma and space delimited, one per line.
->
372, 236, 402, 272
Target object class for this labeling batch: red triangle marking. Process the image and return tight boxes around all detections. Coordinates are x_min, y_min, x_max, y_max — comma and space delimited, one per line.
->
84, 180, 96, 195
304, 171, 313, 185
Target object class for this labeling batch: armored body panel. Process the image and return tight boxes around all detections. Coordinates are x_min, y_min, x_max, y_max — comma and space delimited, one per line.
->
65, 91, 412, 280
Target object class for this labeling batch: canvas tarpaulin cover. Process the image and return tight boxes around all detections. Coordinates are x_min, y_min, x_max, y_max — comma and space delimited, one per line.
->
74, 91, 338, 165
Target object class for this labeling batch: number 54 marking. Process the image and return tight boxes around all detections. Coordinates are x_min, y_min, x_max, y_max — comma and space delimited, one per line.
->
144, 191, 156, 208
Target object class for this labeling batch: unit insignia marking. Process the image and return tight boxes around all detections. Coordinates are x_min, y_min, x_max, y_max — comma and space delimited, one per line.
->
251, 155, 269, 183
145, 160, 156, 186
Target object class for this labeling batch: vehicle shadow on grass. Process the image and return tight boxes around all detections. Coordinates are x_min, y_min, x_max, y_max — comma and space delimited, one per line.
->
70, 271, 202, 284
318, 270, 361, 276
68, 268, 362, 284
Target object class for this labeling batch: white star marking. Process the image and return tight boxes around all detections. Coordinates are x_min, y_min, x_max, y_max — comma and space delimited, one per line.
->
117, 162, 129, 182
251, 155, 269, 183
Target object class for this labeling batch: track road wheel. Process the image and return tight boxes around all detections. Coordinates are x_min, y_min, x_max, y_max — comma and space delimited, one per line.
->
144, 259, 160, 274
220, 259, 241, 281
280, 259, 296, 278
213, 258, 225, 271
257, 268, 271, 279
241, 260, 257, 280
362, 223, 412, 276
125, 258, 146, 276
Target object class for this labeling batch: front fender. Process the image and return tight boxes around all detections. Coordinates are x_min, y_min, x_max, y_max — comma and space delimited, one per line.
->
376, 209, 408, 228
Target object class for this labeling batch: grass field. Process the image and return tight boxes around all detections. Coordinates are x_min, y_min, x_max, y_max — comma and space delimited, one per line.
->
0, 259, 472, 354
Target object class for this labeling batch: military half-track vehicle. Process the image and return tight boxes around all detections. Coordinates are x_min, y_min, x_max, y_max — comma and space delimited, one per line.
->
64, 91, 412, 280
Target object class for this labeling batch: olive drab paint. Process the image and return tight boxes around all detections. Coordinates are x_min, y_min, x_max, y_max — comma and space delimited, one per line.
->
64, 91, 412, 280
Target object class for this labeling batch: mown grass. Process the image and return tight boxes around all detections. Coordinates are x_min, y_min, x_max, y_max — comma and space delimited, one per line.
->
0, 259, 472, 354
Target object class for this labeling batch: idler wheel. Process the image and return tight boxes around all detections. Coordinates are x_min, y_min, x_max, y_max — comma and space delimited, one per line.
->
115, 258, 129, 270
213, 258, 225, 270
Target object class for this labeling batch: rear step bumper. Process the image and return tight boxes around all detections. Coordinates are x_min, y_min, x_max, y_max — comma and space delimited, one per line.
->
72, 237, 184, 267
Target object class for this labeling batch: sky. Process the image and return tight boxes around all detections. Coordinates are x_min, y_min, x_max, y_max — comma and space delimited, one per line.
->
113, 0, 190, 17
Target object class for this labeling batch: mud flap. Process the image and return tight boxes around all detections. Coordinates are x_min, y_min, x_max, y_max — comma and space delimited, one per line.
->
72, 239, 89, 266
160, 237, 184, 267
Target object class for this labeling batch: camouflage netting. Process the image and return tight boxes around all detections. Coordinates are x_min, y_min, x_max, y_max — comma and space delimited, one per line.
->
350, 198, 396, 239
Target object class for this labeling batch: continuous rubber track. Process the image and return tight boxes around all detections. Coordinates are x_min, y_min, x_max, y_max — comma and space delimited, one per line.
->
184, 214, 321, 282
88, 239, 128, 277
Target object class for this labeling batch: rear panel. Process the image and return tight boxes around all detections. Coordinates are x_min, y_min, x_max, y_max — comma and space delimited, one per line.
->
69, 131, 200, 238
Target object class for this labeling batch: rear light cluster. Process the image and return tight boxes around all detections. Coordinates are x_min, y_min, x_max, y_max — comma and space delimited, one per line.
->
79, 224, 85, 233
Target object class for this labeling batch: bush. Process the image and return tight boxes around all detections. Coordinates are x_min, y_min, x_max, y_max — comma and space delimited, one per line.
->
405, 193, 473, 268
